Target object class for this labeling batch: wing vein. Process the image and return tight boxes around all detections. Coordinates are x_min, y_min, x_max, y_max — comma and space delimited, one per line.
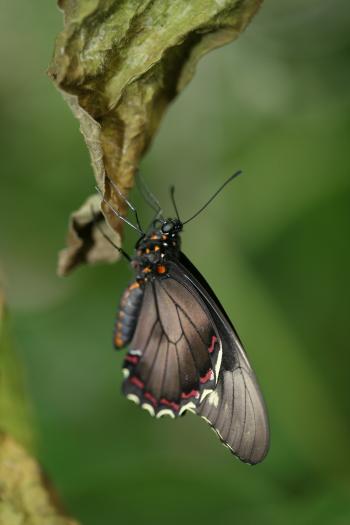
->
176, 306, 201, 376
158, 278, 209, 346
153, 280, 171, 343
239, 366, 258, 461
174, 340, 181, 399
213, 379, 225, 427
236, 367, 247, 455
138, 318, 157, 363
144, 326, 162, 389
160, 339, 169, 398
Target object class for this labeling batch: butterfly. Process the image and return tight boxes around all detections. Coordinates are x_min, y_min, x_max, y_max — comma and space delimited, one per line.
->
98, 171, 270, 464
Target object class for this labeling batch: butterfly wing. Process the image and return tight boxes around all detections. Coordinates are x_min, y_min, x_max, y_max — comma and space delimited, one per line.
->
174, 253, 270, 464
121, 253, 269, 464
199, 366, 269, 464
122, 274, 223, 418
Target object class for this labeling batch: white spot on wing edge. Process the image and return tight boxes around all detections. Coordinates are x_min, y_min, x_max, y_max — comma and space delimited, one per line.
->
200, 412, 236, 455
122, 368, 130, 378
179, 401, 196, 415
141, 403, 155, 416
222, 440, 233, 452
214, 342, 223, 383
200, 388, 213, 403
207, 390, 220, 408
129, 349, 142, 356
126, 394, 140, 405
156, 409, 175, 419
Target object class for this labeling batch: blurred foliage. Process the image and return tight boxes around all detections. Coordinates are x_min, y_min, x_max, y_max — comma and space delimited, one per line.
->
0, 433, 79, 525
1, 1, 350, 524
0, 291, 34, 450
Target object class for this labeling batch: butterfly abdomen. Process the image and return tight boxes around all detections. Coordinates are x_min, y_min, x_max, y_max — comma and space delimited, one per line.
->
114, 282, 144, 349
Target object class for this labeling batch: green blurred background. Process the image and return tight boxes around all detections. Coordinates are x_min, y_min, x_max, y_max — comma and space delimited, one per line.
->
1, 1, 350, 524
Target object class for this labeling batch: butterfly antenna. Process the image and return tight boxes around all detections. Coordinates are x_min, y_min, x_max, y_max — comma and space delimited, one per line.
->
106, 175, 144, 233
170, 185, 181, 221
136, 171, 164, 220
183, 170, 242, 225
90, 204, 131, 262
95, 185, 143, 234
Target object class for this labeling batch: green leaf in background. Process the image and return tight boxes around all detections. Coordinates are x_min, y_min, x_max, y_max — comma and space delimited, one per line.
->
0, 292, 79, 524
0, 291, 33, 450
2, 1, 350, 524
0, 433, 79, 525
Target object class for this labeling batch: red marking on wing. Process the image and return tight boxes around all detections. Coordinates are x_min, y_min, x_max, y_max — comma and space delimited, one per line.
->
199, 369, 214, 384
125, 355, 139, 365
160, 398, 180, 412
130, 376, 144, 389
144, 391, 157, 407
181, 390, 199, 400
208, 335, 217, 354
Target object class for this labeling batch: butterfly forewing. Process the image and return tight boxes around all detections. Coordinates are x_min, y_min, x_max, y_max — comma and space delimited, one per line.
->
171, 256, 270, 464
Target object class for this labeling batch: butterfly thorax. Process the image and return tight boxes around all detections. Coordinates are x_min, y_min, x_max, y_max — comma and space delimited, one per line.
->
114, 219, 182, 349
132, 218, 182, 279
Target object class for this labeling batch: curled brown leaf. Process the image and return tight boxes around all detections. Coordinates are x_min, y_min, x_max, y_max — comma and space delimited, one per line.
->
49, 0, 263, 274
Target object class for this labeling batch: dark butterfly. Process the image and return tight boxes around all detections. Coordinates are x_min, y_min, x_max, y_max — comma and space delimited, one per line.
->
98, 171, 269, 464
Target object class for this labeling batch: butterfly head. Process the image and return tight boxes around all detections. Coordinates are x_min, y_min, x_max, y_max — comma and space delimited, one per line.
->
160, 218, 183, 236
147, 217, 183, 239
134, 218, 182, 262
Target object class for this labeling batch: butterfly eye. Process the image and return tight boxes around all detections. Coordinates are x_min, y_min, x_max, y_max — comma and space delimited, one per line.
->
161, 222, 173, 233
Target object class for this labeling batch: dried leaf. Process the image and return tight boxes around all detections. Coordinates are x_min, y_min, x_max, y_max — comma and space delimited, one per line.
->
57, 194, 120, 276
49, 0, 263, 273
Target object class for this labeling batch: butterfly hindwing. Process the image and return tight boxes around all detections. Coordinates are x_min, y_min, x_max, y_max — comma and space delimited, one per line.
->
122, 274, 222, 417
